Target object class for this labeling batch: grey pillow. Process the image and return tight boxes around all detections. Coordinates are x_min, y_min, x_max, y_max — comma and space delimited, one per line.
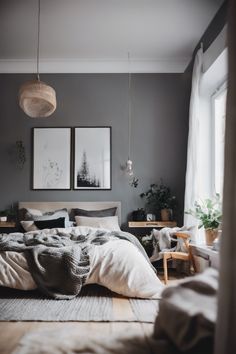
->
25, 208, 70, 228
71, 207, 117, 220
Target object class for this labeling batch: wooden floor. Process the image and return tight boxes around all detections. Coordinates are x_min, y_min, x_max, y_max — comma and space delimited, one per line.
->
0, 303, 154, 354
0, 271, 184, 354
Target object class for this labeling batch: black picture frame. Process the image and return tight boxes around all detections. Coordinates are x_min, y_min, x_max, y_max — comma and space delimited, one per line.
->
73, 126, 112, 190
32, 127, 72, 190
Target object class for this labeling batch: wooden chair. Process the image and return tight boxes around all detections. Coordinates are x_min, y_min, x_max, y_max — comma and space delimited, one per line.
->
163, 232, 197, 285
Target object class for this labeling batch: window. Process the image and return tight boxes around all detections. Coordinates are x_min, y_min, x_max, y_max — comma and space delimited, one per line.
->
212, 83, 227, 195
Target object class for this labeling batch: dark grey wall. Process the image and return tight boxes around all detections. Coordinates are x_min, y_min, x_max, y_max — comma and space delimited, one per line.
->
0, 73, 189, 225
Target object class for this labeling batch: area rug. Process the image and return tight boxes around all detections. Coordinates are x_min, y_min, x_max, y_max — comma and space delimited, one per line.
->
0, 285, 159, 322
129, 298, 159, 322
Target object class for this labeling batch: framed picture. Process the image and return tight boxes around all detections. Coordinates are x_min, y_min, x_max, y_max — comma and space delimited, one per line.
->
74, 127, 111, 190
32, 127, 71, 190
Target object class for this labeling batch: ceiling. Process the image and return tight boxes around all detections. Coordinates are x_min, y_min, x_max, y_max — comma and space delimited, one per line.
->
0, 0, 224, 73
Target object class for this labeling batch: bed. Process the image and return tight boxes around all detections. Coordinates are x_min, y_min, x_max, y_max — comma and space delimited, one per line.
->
0, 201, 163, 301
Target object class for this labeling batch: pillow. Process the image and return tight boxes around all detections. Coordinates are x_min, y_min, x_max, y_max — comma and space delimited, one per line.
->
25, 208, 43, 217
25, 208, 70, 228
75, 215, 120, 232
21, 218, 66, 232
34, 217, 65, 230
71, 207, 117, 219
86, 240, 164, 299
20, 220, 38, 232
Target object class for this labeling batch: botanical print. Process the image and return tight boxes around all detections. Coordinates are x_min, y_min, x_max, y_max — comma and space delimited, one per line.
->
74, 127, 111, 189
33, 128, 71, 189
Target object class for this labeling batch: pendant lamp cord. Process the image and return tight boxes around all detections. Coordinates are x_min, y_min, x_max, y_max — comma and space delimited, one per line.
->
128, 52, 131, 160
36, 0, 41, 81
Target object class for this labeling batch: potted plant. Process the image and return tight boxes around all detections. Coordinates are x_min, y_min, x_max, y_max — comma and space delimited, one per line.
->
0, 210, 8, 222
0, 206, 16, 223
140, 180, 177, 221
185, 194, 222, 246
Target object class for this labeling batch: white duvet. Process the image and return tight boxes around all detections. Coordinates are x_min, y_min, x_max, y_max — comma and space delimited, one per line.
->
0, 227, 164, 299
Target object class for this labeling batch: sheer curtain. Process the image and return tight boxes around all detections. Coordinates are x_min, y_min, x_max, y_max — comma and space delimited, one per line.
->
184, 47, 204, 243
215, 0, 236, 352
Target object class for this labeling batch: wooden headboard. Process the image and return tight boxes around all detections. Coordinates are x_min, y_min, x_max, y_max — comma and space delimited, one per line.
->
18, 201, 121, 225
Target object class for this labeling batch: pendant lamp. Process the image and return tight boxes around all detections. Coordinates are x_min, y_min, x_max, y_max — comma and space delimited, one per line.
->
18, 0, 56, 118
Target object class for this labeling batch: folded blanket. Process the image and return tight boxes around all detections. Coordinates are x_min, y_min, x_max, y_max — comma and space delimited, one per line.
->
150, 226, 196, 262
0, 227, 151, 299
153, 268, 218, 352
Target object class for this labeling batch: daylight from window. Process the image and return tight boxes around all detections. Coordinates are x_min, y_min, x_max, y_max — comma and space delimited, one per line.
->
213, 86, 227, 195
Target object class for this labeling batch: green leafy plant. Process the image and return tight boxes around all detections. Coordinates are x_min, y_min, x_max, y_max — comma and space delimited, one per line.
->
0, 207, 16, 220
140, 180, 177, 215
0, 210, 7, 217
185, 194, 222, 229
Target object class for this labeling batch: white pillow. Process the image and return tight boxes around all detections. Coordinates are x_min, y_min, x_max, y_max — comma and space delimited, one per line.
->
75, 215, 120, 232
21, 220, 38, 232
25, 208, 43, 217
86, 240, 164, 299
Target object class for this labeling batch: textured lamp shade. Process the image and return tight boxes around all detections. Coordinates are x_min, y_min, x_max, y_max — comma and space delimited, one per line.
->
18, 80, 57, 118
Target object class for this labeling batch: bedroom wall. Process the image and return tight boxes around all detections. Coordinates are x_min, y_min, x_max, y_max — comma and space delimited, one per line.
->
0, 73, 189, 226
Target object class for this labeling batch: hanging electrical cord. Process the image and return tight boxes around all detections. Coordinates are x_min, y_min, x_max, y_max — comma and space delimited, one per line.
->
124, 53, 139, 187
18, 0, 57, 118
36, 0, 41, 81
128, 52, 131, 161
125, 52, 134, 177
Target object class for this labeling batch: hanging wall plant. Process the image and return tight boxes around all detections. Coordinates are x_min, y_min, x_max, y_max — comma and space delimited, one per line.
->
16, 140, 26, 169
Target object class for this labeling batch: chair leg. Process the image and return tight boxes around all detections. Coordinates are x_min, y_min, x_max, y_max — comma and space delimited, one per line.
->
163, 254, 168, 285
189, 248, 197, 274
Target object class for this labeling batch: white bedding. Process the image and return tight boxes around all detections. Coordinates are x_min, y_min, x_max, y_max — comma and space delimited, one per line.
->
0, 226, 164, 299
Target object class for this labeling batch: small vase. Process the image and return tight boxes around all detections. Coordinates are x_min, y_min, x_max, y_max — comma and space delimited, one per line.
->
161, 208, 170, 221
205, 229, 218, 246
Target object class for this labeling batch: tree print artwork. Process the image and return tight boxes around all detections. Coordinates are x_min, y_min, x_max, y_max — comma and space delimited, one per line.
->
77, 151, 100, 187
74, 127, 111, 190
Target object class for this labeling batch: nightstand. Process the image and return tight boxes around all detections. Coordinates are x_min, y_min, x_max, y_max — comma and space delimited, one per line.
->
0, 221, 17, 234
128, 221, 177, 237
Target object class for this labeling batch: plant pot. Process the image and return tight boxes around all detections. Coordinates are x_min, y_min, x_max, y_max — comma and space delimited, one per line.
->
161, 208, 170, 221
205, 228, 218, 246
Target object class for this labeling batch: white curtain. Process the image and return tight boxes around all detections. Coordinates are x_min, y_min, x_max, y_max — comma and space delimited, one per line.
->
215, 1, 236, 352
184, 47, 204, 243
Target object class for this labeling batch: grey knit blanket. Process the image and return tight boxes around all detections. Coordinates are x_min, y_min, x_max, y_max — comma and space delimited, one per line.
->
0, 227, 151, 300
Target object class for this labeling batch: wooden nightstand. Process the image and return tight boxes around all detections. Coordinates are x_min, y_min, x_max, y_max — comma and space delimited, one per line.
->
128, 221, 177, 237
0, 221, 17, 234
